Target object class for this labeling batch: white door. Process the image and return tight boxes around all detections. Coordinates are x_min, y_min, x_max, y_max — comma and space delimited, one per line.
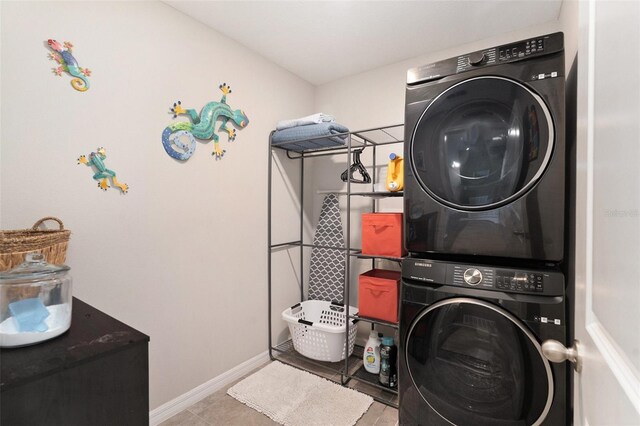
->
573, 0, 640, 424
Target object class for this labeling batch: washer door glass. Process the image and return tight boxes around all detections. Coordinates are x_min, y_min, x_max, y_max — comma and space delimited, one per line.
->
406, 298, 553, 426
410, 76, 553, 210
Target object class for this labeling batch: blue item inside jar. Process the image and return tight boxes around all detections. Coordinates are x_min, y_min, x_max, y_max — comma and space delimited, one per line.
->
8, 298, 50, 332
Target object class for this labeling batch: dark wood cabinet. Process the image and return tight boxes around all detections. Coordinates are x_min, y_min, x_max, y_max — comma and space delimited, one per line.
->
1, 298, 150, 426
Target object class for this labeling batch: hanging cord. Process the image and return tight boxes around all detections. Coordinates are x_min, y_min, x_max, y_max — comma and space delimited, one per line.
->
340, 149, 371, 184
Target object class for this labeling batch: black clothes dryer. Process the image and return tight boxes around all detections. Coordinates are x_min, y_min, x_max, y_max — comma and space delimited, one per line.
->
399, 258, 568, 425
404, 33, 566, 263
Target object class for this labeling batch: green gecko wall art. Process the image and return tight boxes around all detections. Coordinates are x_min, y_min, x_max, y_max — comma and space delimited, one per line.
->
162, 83, 249, 161
77, 148, 129, 194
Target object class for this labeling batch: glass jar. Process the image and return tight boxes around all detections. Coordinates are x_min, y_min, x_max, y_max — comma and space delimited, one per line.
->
0, 253, 72, 347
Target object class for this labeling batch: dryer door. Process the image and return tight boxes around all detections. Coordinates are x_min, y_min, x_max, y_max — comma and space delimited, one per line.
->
405, 297, 553, 426
410, 76, 553, 211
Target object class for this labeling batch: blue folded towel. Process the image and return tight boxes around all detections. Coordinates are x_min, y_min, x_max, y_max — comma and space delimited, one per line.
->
271, 122, 349, 152
276, 113, 335, 130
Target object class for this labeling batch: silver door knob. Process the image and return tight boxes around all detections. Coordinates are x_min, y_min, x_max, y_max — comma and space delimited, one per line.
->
542, 339, 582, 373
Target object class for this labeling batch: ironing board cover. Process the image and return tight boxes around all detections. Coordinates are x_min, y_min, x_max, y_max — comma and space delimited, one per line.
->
308, 194, 345, 303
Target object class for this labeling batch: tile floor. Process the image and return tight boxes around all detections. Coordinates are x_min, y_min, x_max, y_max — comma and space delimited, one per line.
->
159, 358, 398, 426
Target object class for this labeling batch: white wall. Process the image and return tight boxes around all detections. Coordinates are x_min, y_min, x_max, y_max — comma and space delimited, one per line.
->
560, 0, 579, 73
0, 0, 314, 409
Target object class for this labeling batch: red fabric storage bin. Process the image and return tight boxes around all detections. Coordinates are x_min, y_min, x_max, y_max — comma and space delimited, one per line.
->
358, 269, 401, 323
361, 213, 406, 258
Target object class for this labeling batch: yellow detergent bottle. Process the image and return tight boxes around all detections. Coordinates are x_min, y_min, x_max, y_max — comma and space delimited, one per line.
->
386, 153, 404, 192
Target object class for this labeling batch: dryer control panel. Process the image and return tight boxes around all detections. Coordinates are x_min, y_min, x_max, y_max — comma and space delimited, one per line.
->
402, 258, 564, 296
498, 37, 546, 62
407, 32, 564, 84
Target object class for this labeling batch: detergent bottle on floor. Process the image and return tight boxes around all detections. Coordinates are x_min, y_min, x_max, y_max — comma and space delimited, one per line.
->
385, 153, 404, 192
379, 336, 397, 388
363, 329, 381, 374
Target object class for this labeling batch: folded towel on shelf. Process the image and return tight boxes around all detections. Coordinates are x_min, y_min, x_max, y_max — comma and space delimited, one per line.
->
276, 113, 335, 130
271, 122, 349, 152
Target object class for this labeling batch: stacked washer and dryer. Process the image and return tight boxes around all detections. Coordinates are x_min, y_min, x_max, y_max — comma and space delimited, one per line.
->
399, 33, 571, 425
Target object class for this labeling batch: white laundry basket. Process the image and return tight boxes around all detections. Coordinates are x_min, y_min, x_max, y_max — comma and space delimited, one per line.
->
281, 300, 359, 362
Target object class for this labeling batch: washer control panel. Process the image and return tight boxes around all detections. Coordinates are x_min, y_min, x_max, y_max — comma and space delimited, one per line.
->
496, 270, 545, 292
403, 258, 564, 296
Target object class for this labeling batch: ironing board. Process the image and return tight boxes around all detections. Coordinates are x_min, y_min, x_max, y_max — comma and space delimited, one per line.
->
308, 194, 345, 303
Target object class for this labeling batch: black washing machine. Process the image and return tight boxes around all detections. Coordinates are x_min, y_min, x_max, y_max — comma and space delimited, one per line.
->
399, 258, 568, 425
404, 32, 566, 263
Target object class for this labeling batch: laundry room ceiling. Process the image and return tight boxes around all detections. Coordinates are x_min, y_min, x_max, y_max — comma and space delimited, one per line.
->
165, 1, 563, 85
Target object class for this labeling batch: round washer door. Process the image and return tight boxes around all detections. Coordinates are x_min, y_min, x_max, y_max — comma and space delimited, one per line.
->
410, 76, 554, 211
405, 298, 553, 426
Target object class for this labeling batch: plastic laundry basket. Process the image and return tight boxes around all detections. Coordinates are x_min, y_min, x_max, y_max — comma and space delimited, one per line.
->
282, 300, 359, 362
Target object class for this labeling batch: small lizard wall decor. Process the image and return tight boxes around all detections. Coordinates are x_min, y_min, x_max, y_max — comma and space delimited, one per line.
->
47, 39, 91, 92
162, 83, 249, 161
78, 148, 129, 194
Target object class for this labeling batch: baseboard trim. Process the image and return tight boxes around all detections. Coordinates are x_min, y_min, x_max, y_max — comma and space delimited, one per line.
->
149, 350, 270, 425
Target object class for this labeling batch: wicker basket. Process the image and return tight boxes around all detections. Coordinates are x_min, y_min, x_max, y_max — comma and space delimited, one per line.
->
0, 217, 71, 272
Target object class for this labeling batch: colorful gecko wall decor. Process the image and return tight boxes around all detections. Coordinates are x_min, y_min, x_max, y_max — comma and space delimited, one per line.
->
78, 148, 129, 194
47, 39, 91, 92
162, 83, 249, 161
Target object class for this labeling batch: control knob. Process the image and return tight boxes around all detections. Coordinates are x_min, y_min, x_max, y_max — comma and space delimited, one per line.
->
463, 268, 482, 285
468, 52, 486, 66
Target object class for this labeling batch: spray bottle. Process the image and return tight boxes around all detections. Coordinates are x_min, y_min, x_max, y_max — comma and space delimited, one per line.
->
386, 153, 404, 192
